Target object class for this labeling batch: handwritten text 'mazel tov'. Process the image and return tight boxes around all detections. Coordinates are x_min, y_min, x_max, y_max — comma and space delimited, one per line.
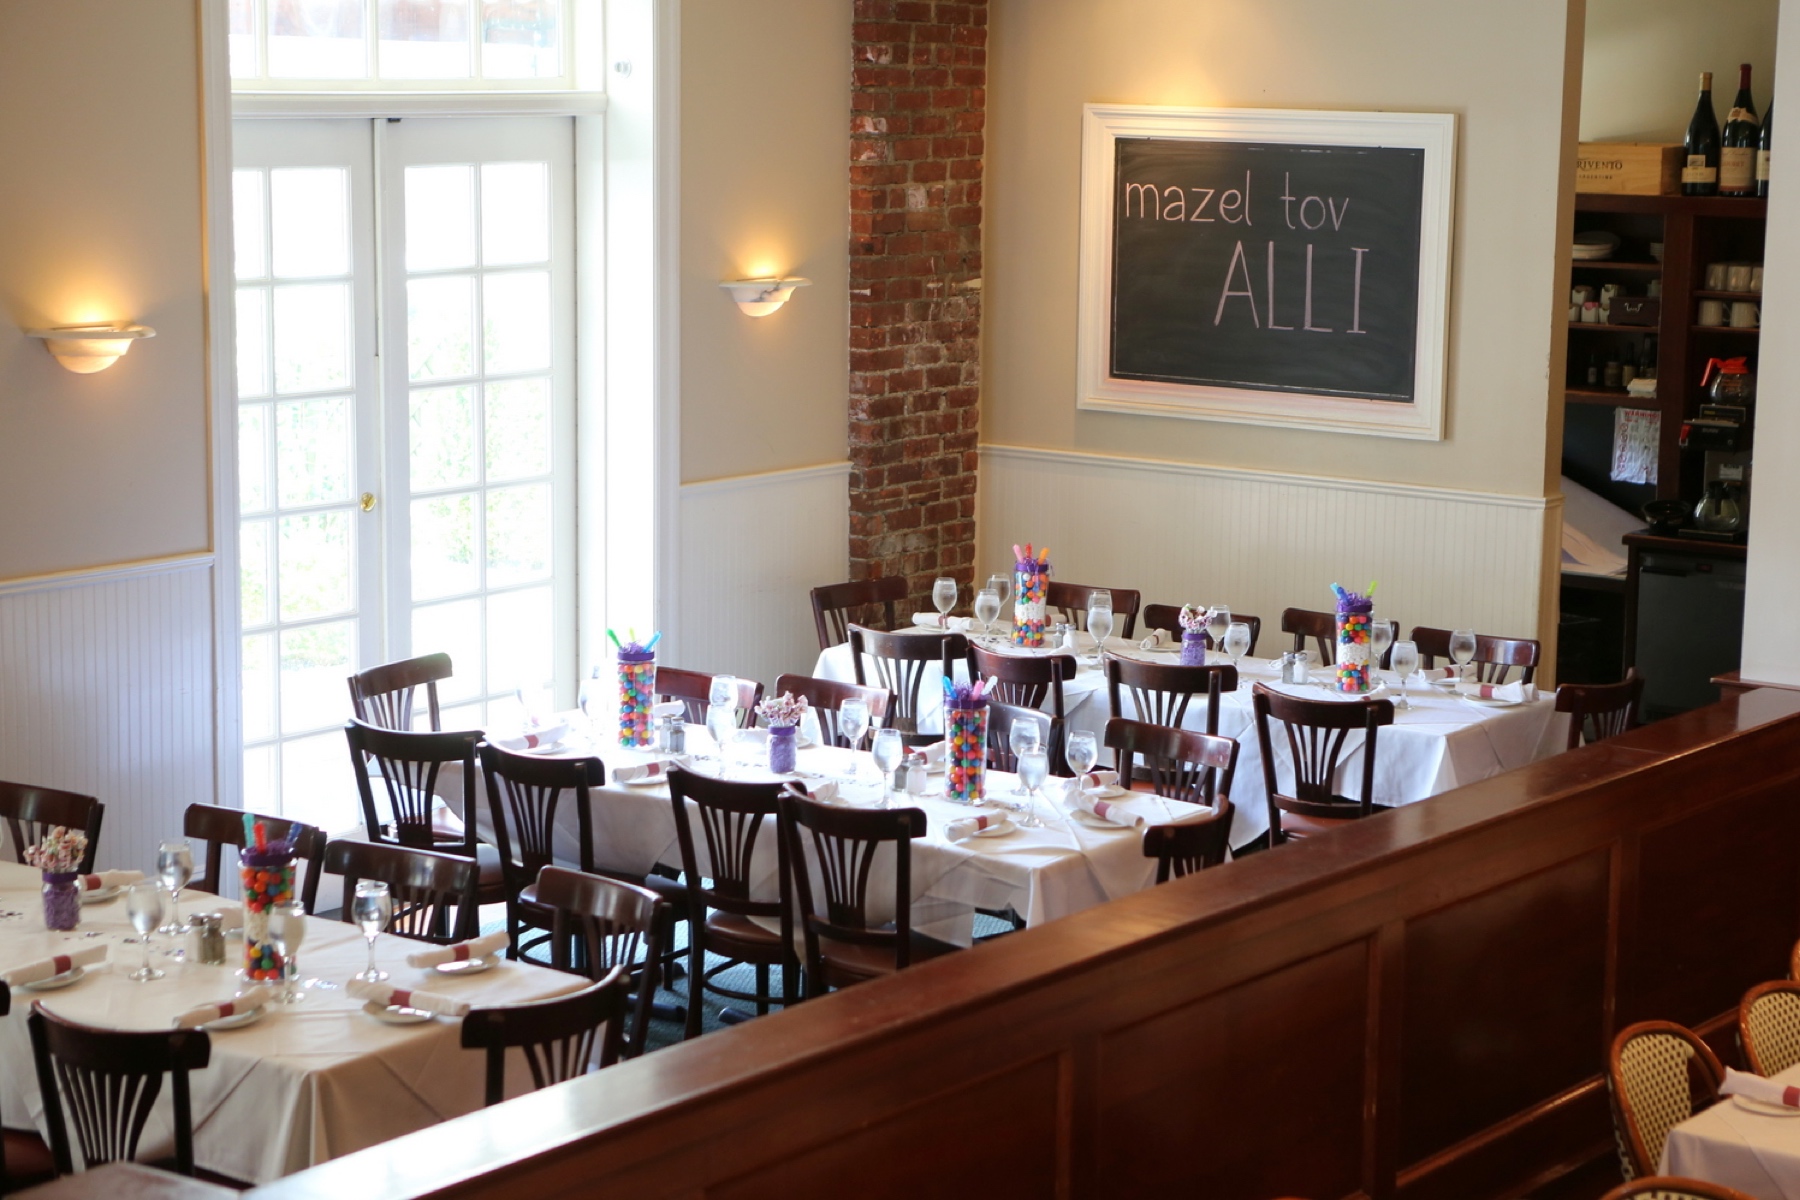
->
1120, 171, 1371, 334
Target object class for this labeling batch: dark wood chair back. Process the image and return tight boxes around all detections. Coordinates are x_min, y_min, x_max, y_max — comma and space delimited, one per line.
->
811, 576, 909, 651
984, 700, 1070, 777
847, 625, 966, 741
347, 652, 453, 731
538, 866, 667, 1059
1104, 716, 1239, 810
460, 967, 630, 1107
654, 667, 763, 727
665, 769, 792, 938
1251, 683, 1394, 841
968, 645, 1076, 720
1142, 606, 1265, 656
27, 1005, 211, 1176
772, 674, 894, 747
478, 743, 599, 898
1411, 626, 1541, 685
322, 839, 479, 944
1045, 581, 1142, 639
1555, 669, 1644, 750
1104, 656, 1239, 736
1142, 806, 1236, 882
778, 790, 932, 990
0, 783, 102, 875
182, 803, 328, 913
343, 719, 480, 853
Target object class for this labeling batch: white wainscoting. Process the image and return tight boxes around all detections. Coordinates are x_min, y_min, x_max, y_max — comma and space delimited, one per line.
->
676, 462, 850, 689
979, 445, 1557, 654
0, 555, 217, 874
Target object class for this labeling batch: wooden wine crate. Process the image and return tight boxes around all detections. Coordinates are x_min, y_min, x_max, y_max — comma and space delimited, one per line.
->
1576, 142, 1683, 195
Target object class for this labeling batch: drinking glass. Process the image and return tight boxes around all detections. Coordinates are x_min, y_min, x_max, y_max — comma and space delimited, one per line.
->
987, 573, 1011, 608
839, 698, 871, 753
156, 839, 194, 939
1086, 592, 1114, 656
1390, 640, 1420, 711
872, 727, 904, 800
1065, 730, 1098, 778
1205, 605, 1231, 660
1449, 630, 1478, 682
270, 900, 308, 1004
125, 882, 167, 982
352, 880, 392, 983
1015, 749, 1049, 827
578, 665, 605, 730
1371, 621, 1395, 683
708, 674, 738, 708
932, 576, 957, 619
973, 588, 1001, 638
705, 702, 738, 777
1008, 716, 1042, 793
1224, 622, 1252, 667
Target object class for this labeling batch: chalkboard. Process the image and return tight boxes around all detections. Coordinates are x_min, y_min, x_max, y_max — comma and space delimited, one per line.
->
1110, 137, 1425, 403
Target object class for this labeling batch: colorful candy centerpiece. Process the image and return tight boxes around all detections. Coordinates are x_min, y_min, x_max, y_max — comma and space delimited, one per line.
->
1331, 582, 1377, 695
611, 628, 659, 749
1011, 543, 1050, 648
239, 815, 295, 981
944, 676, 991, 804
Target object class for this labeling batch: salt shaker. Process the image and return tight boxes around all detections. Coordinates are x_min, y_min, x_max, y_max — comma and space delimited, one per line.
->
187, 912, 226, 966
1059, 623, 1079, 653
1292, 650, 1310, 685
1279, 652, 1298, 683
903, 752, 929, 797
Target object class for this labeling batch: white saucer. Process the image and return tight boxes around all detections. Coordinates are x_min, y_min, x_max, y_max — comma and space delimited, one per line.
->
78, 887, 120, 905
205, 1005, 265, 1031
362, 1000, 434, 1024
18, 966, 85, 991
433, 956, 495, 976
1459, 694, 1518, 708
618, 772, 668, 788
1069, 809, 1118, 829
967, 811, 1016, 838
524, 741, 568, 756
1732, 1094, 1800, 1117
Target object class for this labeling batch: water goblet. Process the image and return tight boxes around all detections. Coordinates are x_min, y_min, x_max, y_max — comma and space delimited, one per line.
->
270, 900, 308, 1004
705, 702, 738, 778
871, 727, 904, 802
1371, 620, 1395, 684
125, 882, 168, 982
1205, 605, 1231, 662
932, 576, 957, 620
1390, 640, 1420, 711
1015, 750, 1049, 828
352, 880, 392, 983
1086, 592, 1114, 658
973, 588, 1001, 638
839, 698, 871, 753
1224, 622, 1252, 668
986, 573, 1011, 609
579, 665, 605, 731
156, 838, 194, 939
1065, 730, 1099, 780
1008, 716, 1042, 794
1449, 630, 1478, 683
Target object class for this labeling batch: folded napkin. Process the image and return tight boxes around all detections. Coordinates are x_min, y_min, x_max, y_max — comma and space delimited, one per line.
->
1076, 769, 1124, 798
1074, 792, 1152, 829
1425, 667, 1459, 683
488, 720, 569, 752
1456, 680, 1539, 704
945, 810, 1010, 842
917, 741, 946, 770
800, 782, 841, 806
172, 984, 275, 1029
405, 931, 509, 969
1, 944, 108, 987
1721, 1066, 1800, 1108
345, 978, 471, 1017
1139, 629, 1173, 650
611, 759, 673, 785
911, 613, 974, 632
79, 870, 144, 892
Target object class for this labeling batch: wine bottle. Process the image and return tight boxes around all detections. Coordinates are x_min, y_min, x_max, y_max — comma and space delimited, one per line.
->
1720, 63, 1759, 196
1758, 102, 1774, 198
1586, 353, 1598, 386
1683, 71, 1721, 196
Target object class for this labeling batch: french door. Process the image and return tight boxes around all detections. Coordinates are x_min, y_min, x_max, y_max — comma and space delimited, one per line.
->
233, 116, 575, 832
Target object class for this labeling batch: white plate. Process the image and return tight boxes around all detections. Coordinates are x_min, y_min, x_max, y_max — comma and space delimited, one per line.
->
1732, 1094, 1800, 1117
433, 956, 495, 976
969, 813, 1016, 838
205, 1005, 265, 1031
524, 741, 568, 756
618, 771, 669, 788
362, 1000, 434, 1024
78, 886, 120, 905
1459, 694, 1519, 708
1069, 808, 1124, 829
18, 965, 85, 991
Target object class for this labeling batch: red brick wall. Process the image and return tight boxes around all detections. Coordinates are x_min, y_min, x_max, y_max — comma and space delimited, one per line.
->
847, 0, 986, 604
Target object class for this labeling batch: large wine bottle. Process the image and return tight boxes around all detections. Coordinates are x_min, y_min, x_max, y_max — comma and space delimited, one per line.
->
1758, 101, 1774, 198
1683, 71, 1721, 196
1720, 63, 1760, 197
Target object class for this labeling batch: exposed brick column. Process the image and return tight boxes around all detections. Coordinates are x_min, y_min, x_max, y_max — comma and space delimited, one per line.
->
847, 0, 985, 604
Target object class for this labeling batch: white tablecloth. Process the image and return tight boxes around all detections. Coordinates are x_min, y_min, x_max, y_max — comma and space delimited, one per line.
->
814, 635, 1567, 848
0, 861, 583, 1183
1662, 1069, 1800, 1198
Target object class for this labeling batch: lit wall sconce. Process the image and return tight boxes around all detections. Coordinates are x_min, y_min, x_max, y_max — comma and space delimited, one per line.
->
719, 277, 810, 318
26, 324, 156, 374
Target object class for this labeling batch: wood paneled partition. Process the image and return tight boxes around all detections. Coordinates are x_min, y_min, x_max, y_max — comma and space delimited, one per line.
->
239, 690, 1800, 1200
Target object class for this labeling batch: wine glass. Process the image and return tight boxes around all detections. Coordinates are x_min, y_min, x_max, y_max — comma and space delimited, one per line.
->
872, 727, 904, 801
1371, 620, 1395, 684
1015, 749, 1049, 827
1224, 622, 1252, 667
839, 698, 871, 754
932, 576, 957, 621
155, 838, 193, 939
973, 587, 1001, 638
578, 665, 605, 731
270, 900, 308, 1004
1008, 716, 1042, 793
705, 703, 738, 778
1086, 591, 1115, 658
125, 882, 167, 982
1449, 630, 1478, 682
986, 573, 1011, 609
1205, 605, 1231, 660
1065, 730, 1098, 780
1390, 640, 1420, 711
352, 880, 392, 983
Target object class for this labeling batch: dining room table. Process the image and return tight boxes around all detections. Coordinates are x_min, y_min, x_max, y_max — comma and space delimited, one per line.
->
1660, 1068, 1800, 1198
0, 860, 587, 1183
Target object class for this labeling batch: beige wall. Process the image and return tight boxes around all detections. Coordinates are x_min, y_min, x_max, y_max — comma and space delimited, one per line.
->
678, 0, 849, 484
1582, 0, 1779, 142
982, 0, 1581, 499
0, 0, 211, 581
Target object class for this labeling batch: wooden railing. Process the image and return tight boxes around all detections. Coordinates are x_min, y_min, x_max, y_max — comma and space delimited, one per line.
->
226, 689, 1800, 1199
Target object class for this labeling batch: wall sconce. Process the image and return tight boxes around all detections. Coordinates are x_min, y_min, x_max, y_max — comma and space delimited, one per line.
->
719, 277, 810, 318
26, 324, 156, 374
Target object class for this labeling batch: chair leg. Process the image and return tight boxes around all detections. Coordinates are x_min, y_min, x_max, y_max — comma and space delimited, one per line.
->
683, 923, 704, 1040
780, 956, 798, 1006
755, 962, 770, 1016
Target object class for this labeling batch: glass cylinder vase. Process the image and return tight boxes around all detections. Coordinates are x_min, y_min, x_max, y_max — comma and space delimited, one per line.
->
768, 724, 797, 774
616, 647, 656, 749
1334, 608, 1374, 694
1012, 564, 1050, 648
240, 849, 296, 982
1180, 631, 1207, 667
41, 872, 79, 932
945, 703, 989, 804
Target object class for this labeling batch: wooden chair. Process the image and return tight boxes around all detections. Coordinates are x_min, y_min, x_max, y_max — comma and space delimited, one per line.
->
1251, 684, 1394, 844
0, 984, 55, 1196
1411, 626, 1542, 685
27, 1005, 211, 1177
1142, 808, 1236, 882
811, 576, 908, 651
343, 720, 504, 906
478, 743, 599, 962
460, 967, 630, 1107
0, 783, 102, 875
772, 674, 893, 747
1556, 670, 1645, 750
848, 625, 967, 744
1142, 605, 1264, 655
1104, 717, 1238, 810
1046, 582, 1142, 639
1739, 980, 1800, 1077
322, 839, 479, 945
1105, 656, 1239, 736
969, 645, 1077, 720
1600, 1178, 1761, 1200
347, 652, 453, 731
654, 667, 763, 728
182, 804, 328, 914
985, 700, 1069, 778
778, 789, 958, 993
538, 867, 669, 1060
1606, 1020, 1723, 1181
1791, 937, 1800, 983
666, 769, 799, 1038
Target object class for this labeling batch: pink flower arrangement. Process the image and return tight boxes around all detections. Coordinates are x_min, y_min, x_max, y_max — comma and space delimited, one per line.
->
1178, 604, 1207, 633
25, 826, 87, 873
756, 692, 810, 729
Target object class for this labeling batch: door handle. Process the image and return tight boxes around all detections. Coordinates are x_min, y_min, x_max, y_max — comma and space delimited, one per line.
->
360, 492, 377, 512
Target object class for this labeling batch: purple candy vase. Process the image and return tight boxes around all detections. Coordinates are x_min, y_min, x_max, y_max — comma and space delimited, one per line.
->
41, 872, 79, 931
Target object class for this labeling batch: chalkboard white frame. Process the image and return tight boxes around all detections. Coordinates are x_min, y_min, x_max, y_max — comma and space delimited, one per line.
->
1077, 104, 1456, 440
